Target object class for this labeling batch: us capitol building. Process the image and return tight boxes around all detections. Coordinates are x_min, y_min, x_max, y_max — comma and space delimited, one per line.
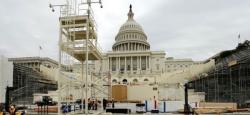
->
93, 5, 202, 84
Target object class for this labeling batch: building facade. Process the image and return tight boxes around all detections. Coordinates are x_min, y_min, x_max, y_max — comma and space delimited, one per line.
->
94, 5, 201, 84
9, 57, 58, 71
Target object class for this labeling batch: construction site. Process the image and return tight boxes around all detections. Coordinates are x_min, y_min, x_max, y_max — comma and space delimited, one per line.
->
188, 40, 250, 108
7, 57, 58, 105
1, 0, 250, 115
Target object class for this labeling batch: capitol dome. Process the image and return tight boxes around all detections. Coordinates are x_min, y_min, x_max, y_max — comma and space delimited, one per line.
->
112, 5, 150, 51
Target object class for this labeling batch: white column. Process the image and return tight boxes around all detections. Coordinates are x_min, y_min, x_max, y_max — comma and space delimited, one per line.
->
130, 43, 131, 51
131, 43, 132, 50
108, 57, 110, 71
134, 43, 136, 50
124, 44, 126, 51
137, 56, 139, 71
140, 56, 142, 70
125, 57, 127, 72
133, 43, 135, 50
135, 43, 137, 50
127, 43, 129, 51
110, 57, 112, 71
128, 43, 130, 51
116, 57, 118, 71
130, 56, 133, 72
119, 57, 120, 71
148, 56, 151, 70
146, 56, 148, 70
125, 44, 126, 51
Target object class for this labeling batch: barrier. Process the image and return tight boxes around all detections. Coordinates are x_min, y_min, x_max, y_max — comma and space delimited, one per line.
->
135, 103, 145, 113
106, 108, 131, 114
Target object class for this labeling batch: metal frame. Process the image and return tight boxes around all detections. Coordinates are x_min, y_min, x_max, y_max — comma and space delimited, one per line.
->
189, 42, 250, 107
50, 0, 103, 114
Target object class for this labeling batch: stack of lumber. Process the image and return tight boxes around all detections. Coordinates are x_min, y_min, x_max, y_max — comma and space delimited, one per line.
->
194, 102, 237, 114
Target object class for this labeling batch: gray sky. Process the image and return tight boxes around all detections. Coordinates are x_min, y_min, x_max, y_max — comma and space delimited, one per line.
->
0, 0, 250, 61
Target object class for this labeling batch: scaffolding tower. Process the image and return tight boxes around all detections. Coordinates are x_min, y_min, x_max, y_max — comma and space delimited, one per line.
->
50, 0, 108, 114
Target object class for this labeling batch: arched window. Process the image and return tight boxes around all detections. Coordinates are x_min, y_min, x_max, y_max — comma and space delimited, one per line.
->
122, 79, 128, 84
112, 79, 117, 83
133, 79, 138, 83
144, 78, 149, 82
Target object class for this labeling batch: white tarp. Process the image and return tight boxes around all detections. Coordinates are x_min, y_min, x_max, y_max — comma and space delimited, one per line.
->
0, 55, 13, 103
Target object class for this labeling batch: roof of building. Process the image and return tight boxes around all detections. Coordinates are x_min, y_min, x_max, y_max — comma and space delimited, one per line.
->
8, 57, 58, 65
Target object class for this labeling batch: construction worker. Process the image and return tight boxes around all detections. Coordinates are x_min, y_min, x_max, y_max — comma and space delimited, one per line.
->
112, 98, 114, 108
0, 104, 3, 115
103, 98, 107, 110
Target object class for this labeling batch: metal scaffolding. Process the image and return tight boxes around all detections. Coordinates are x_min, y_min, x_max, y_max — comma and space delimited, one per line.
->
10, 63, 57, 105
50, 0, 104, 114
189, 40, 250, 107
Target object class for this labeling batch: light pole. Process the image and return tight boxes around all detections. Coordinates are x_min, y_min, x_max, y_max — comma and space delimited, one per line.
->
80, 1, 102, 114
49, 3, 67, 115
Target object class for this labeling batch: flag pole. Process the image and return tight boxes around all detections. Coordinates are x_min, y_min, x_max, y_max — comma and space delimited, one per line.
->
238, 33, 241, 44
39, 46, 42, 57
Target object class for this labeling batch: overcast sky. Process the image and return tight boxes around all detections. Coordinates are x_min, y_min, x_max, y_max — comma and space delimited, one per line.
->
0, 0, 250, 61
